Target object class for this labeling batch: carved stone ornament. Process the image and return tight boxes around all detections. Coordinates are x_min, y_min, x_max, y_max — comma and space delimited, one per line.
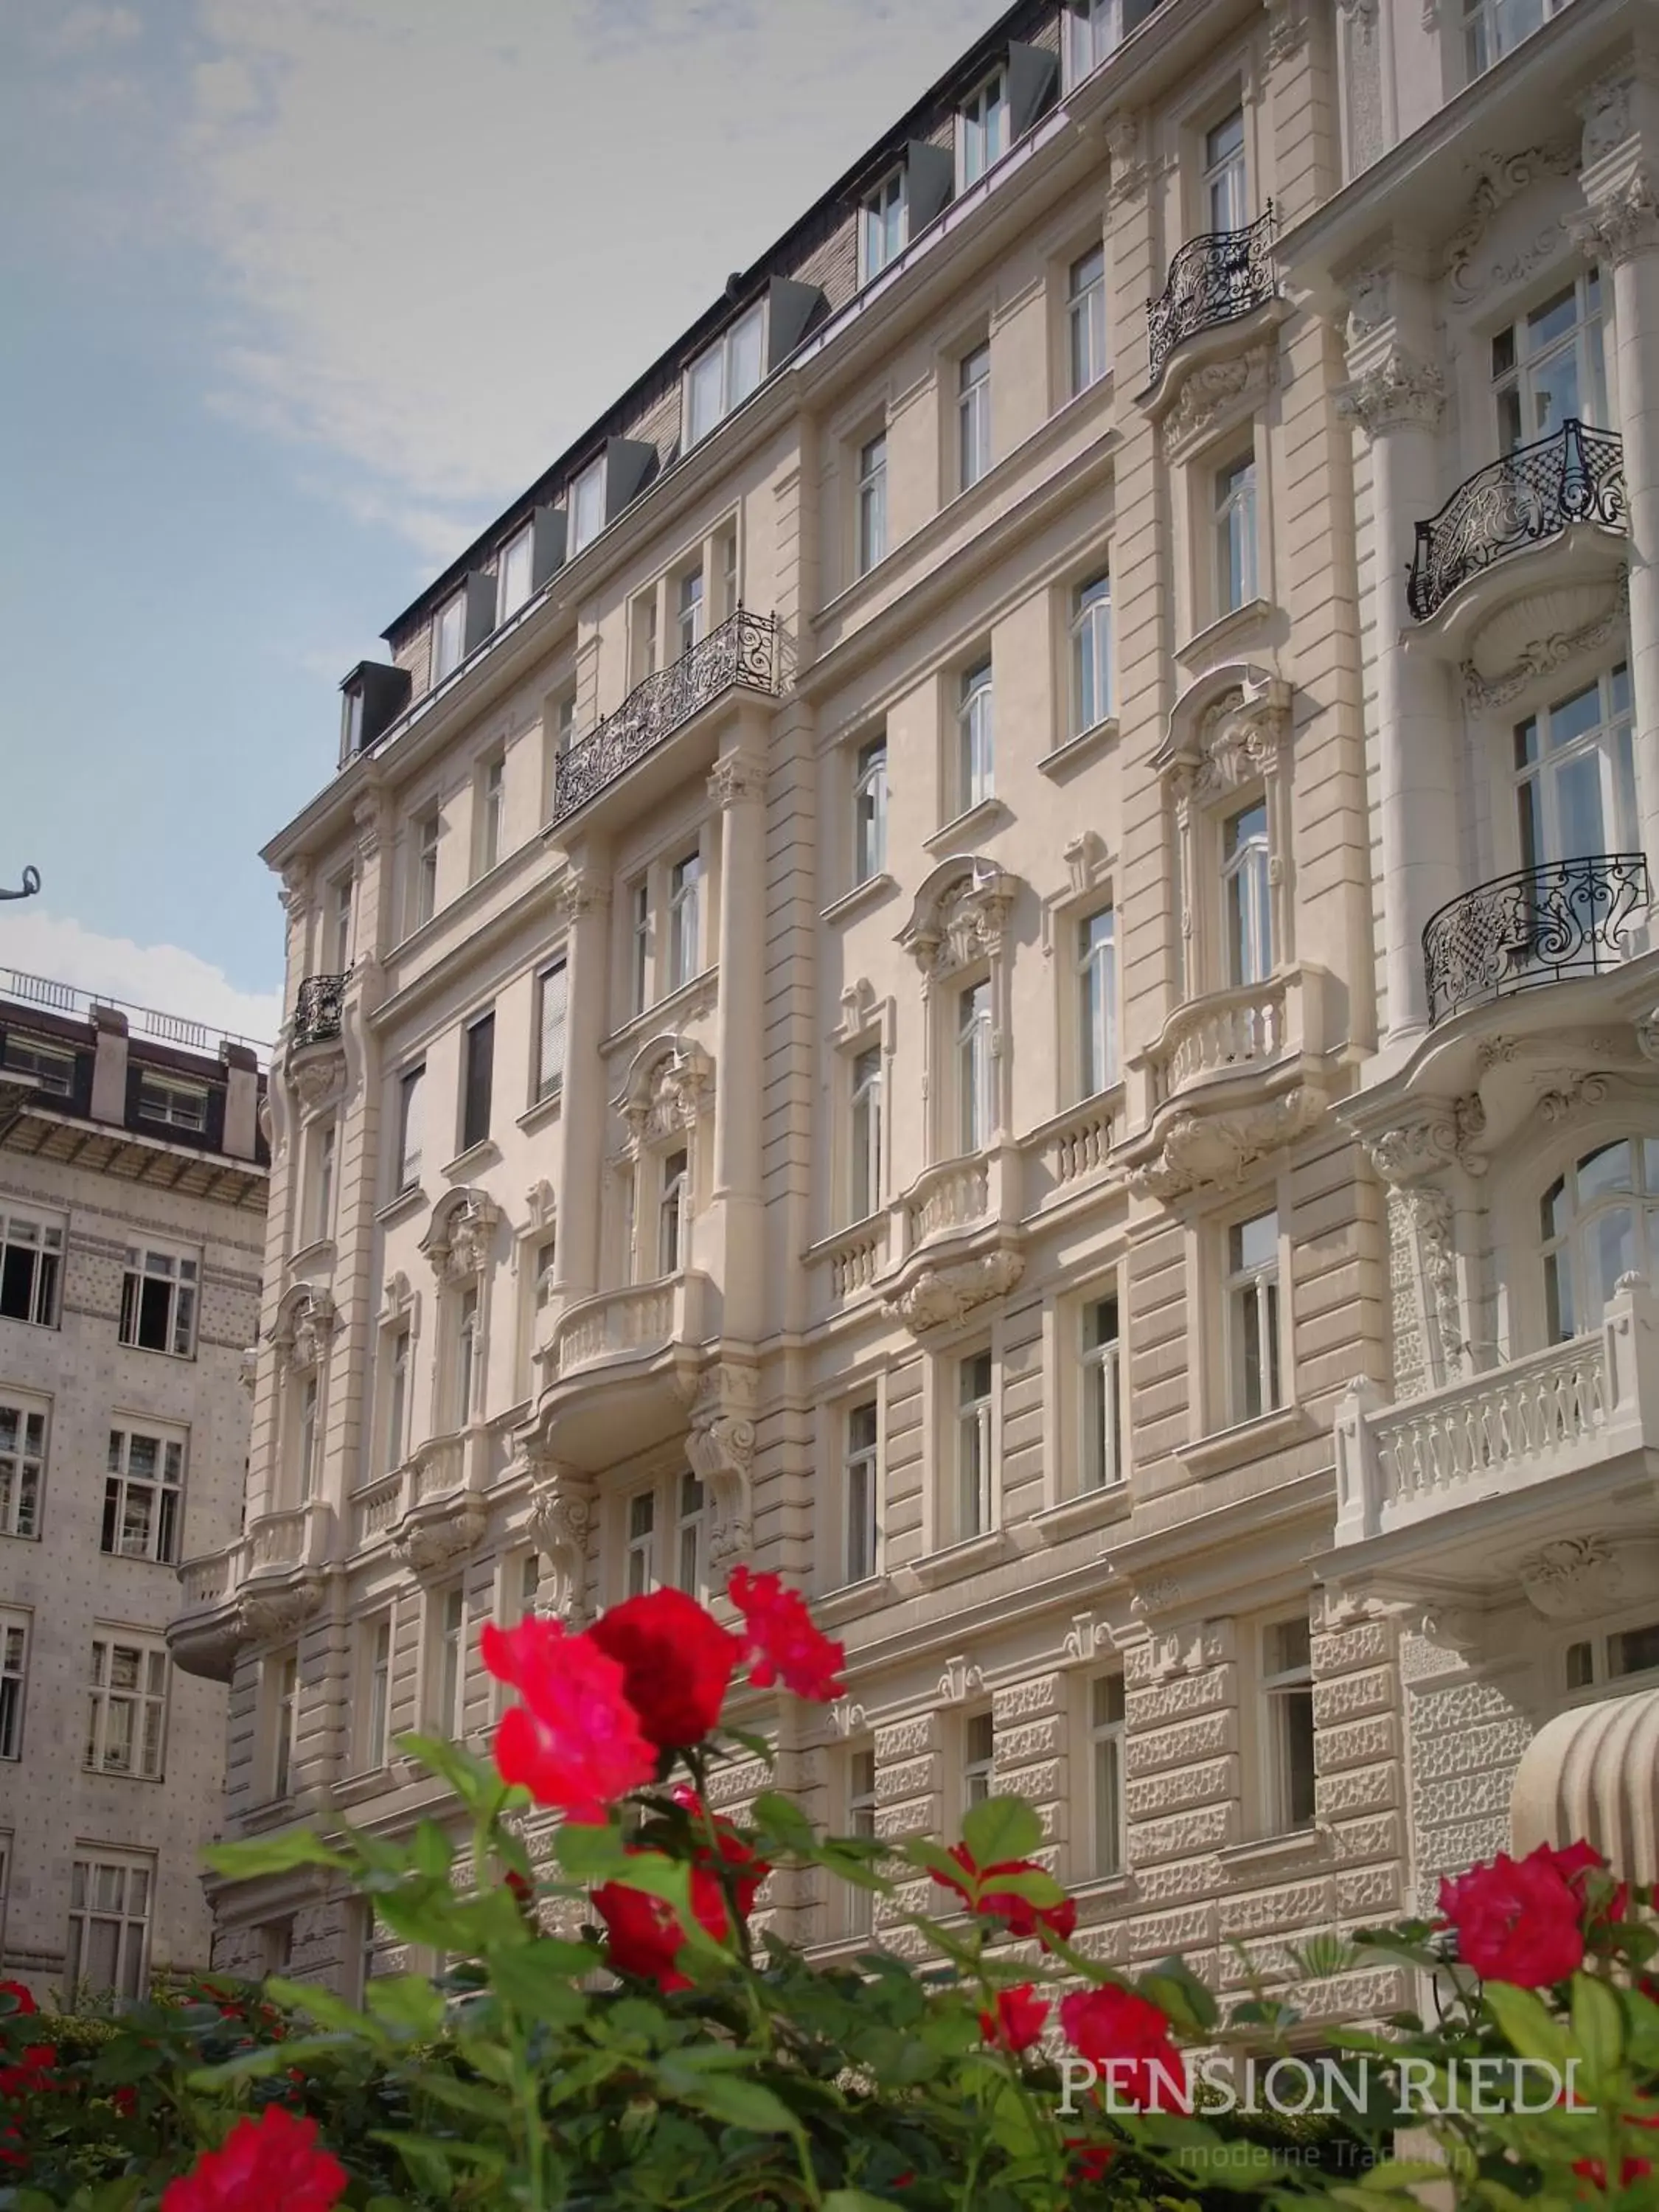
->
882, 1248, 1025, 1334
394, 1489, 490, 1578
1265, 0, 1308, 67
899, 858, 1018, 981
271, 1287, 337, 1376
1159, 675, 1291, 804
829, 1698, 869, 1739
1126, 1574, 1183, 1623
1062, 1612, 1113, 1664
1577, 70, 1632, 167
706, 752, 766, 808
1387, 1183, 1462, 1397
1336, 349, 1446, 439
238, 1580, 327, 1648
1341, 261, 1392, 348
1366, 1107, 1461, 1186
555, 868, 610, 924
684, 1363, 759, 1576
1461, 571, 1629, 709
1127, 1086, 1320, 1201
621, 1041, 712, 1152
937, 1654, 984, 1705
1537, 1072, 1612, 1125
1413, 1603, 1485, 1657
526, 1456, 597, 1624
836, 977, 879, 1046
277, 863, 312, 922
1517, 1534, 1659, 1623
237, 1345, 259, 1396
1105, 108, 1147, 206
1161, 342, 1279, 460
1442, 142, 1581, 305
1064, 830, 1109, 897
352, 790, 385, 863
1572, 165, 1659, 268
1636, 1007, 1659, 1065
289, 1046, 346, 1116
422, 1190, 501, 1284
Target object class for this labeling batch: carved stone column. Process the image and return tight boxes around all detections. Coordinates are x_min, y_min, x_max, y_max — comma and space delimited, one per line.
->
684, 1361, 759, 1580
1364, 1107, 1467, 1397
552, 853, 612, 1304
709, 748, 768, 1344
526, 1452, 597, 1625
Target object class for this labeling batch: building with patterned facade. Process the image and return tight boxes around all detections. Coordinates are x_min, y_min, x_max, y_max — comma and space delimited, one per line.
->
0, 978, 266, 1999
171, 0, 1659, 2000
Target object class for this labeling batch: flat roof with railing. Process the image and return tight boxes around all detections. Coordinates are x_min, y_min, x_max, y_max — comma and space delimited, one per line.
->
0, 969, 273, 1064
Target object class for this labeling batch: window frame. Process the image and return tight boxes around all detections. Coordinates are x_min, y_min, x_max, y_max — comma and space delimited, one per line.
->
667, 849, 704, 994
102, 1422, 185, 1565
1222, 796, 1273, 987
1491, 264, 1609, 449
861, 167, 907, 283
1260, 1615, 1317, 1836
66, 1851, 153, 2003
135, 1071, 209, 1133
570, 458, 606, 555
1225, 1207, 1284, 1425
849, 1043, 884, 1224
852, 733, 888, 886
625, 1486, 656, 1598
961, 1707, 995, 1809
535, 957, 568, 1103
495, 523, 534, 625
855, 430, 888, 578
957, 341, 992, 493
956, 1347, 995, 1541
396, 1063, 425, 1192
674, 1467, 708, 1601
684, 302, 766, 448
1201, 105, 1248, 234
1077, 904, 1119, 1099
358, 1613, 393, 1774
431, 1583, 467, 1741
0, 1206, 63, 1329
431, 591, 467, 684
476, 754, 506, 877
844, 1397, 881, 1585
956, 977, 994, 1156
957, 68, 1009, 189
1085, 1669, 1127, 1878
0, 1396, 47, 1541
957, 658, 995, 813
461, 1008, 496, 1155
1214, 448, 1259, 616
1071, 571, 1114, 736
118, 1244, 198, 1360
1080, 1292, 1124, 1493
1540, 1135, 1659, 1344
0, 1610, 28, 1759
411, 808, 440, 932
1064, 0, 1122, 86
844, 1745, 879, 1935
1512, 660, 1636, 878
85, 1631, 170, 1781
268, 1649, 299, 1801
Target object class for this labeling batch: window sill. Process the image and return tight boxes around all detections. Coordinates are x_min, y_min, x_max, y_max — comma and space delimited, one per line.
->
923, 796, 1009, 855
813, 1573, 895, 1626
1068, 1871, 1133, 1913
1175, 597, 1273, 675
333, 1766, 394, 1808
1039, 718, 1119, 779
517, 1088, 563, 1137
1034, 1484, 1132, 1543
1179, 1402, 1309, 1481
821, 872, 898, 926
375, 1184, 428, 1229
911, 1528, 1013, 1589
1217, 1826, 1327, 1874
602, 964, 719, 1055
443, 1138, 501, 1183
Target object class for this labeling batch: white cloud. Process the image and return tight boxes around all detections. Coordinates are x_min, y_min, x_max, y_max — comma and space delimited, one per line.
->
1, 908, 282, 1052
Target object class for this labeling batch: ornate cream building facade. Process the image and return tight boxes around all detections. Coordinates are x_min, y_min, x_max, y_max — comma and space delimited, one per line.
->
173, 0, 1659, 2003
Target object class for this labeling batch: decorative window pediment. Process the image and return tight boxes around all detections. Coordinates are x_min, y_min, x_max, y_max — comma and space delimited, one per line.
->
897, 856, 1020, 981
614, 1035, 713, 1156
270, 1283, 337, 1375
1153, 663, 1290, 801
421, 1188, 501, 1284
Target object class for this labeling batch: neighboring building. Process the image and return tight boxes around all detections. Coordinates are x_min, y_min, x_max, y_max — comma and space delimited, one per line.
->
0, 976, 267, 2000
174, 0, 1659, 2010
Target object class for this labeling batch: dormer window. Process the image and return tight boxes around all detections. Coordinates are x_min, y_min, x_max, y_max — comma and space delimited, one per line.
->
432, 590, 467, 684
862, 169, 906, 282
496, 524, 534, 623
686, 304, 765, 448
136, 1074, 208, 1133
958, 70, 1008, 189
3, 1035, 74, 1097
571, 458, 606, 555
1064, 0, 1121, 83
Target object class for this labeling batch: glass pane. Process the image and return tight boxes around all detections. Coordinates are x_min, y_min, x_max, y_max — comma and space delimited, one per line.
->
1577, 1142, 1632, 1201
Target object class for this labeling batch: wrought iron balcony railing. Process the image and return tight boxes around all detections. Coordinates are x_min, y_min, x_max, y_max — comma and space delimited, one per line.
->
291, 972, 348, 1048
552, 608, 779, 827
1422, 853, 1649, 1025
1145, 206, 1276, 389
1407, 419, 1626, 623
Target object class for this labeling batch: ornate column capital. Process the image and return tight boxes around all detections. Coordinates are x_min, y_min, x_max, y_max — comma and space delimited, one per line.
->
1336, 349, 1446, 439
706, 752, 766, 809
1572, 165, 1659, 268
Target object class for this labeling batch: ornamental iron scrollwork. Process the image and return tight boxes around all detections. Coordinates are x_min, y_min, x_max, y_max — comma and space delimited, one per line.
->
0, 866, 40, 903
292, 972, 348, 1048
1422, 852, 1650, 1025
1407, 420, 1625, 624
552, 608, 779, 827
1145, 207, 1276, 389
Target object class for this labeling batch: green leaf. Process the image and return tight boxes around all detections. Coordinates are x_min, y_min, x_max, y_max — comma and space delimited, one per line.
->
186, 2032, 358, 2086
263, 1976, 378, 2039
487, 1944, 591, 2023
961, 1794, 1043, 1868
365, 1973, 446, 2039
554, 1818, 628, 1878
676, 2075, 804, 2136
719, 1725, 776, 1766
824, 2196, 907, 2212
1570, 1970, 1625, 2087
900, 1837, 970, 1886
751, 1790, 818, 1854
1140, 1956, 1218, 2034
1484, 1980, 1570, 2068
408, 1820, 456, 1880
394, 1733, 508, 1817
201, 1830, 349, 1879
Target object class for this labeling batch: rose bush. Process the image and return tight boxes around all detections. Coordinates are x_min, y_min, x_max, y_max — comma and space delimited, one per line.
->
0, 1576, 1654, 2211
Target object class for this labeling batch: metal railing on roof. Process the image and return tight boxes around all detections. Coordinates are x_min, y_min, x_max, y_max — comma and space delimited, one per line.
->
0, 970, 272, 1062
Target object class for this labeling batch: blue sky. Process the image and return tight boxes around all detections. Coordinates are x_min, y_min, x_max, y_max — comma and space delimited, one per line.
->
1, 0, 1007, 1043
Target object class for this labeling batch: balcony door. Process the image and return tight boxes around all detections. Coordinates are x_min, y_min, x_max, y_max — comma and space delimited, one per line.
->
1514, 665, 1636, 874
1492, 271, 1609, 451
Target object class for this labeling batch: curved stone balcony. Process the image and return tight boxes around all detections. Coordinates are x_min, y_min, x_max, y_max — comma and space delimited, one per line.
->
532, 1270, 717, 1471
877, 1150, 1025, 1336
1422, 853, 1650, 1025
169, 1499, 334, 1683
347, 1436, 487, 1570
1147, 975, 1288, 1108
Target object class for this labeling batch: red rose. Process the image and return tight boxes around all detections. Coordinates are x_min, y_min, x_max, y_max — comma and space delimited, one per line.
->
669, 1787, 772, 1913
931, 1841, 1077, 1948
979, 1983, 1049, 2052
0, 1983, 35, 2018
1065, 2138, 1118, 2181
1439, 1846, 1585, 1986
481, 1615, 657, 1818
160, 2107, 347, 2212
592, 1852, 734, 1992
1539, 1839, 1630, 1933
1060, 1985, 1188, 2112
111, 2087, 138, 2119
588, 1587, 740, 1753
727, 1567, 846, 1701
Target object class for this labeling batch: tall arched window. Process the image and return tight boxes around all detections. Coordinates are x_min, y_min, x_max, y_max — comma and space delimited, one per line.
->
1540, 1135, 1659, 1341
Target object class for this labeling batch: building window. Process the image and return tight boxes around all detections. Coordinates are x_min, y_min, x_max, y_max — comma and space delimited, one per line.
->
844, 1400, 880, 1585
1065, 0, 1121, 83
956, 1351, 994, 1540
86, 1635, 169, 1779
1214, 450, 1259, 614
849, 1046, 883, 1222
1464, 0, 1568, 82
630, 882, 652, 1015
677, 566, 706, 658
1566, 1618, 1659, 1689
536, 959, 568, 1102
716, 522, 740, 618
271, 1651, 298, 1800
330, 874, 355, 972
312, 1119, 337, 1243
674, 1470, 706, 1599
1222, 799, 1273, 986
1203, 107, 1248, 232
958, 342, 992, 491
632, 589, 659, 684
862, 168, 906, 282
384, 1326, 411, 1472
136, 1073, 208, 1133
0, 1403, 45, 1541
570, 458, 606, 554
296, 1373, 320, 1498
462, 1010, 495, 1153
433, 1585, 467, 1739
658, 1149, 689, 1276
361, 1616, 392, 1770
411, 810, 439, 931
962, 1708, 995, 1807
625, 1489, 655, 1597
397, 1065, 425, 1190
455, 1288, 479, 1427
66, 1853, 153, 2002
855, 431, 888, 577
119, 1246, 197, 1357
497, 523, 534, 624
846, 1747, 877, 1935
102, 1426, 184, 1562
2, 1033, 76, 1096
853, 736, 888, 885
0, 1614, 27, 1758
1082, 1295, 1122, 1492
956, 979, 993, 1155
0, 1208, 62, 1328
957, 659, 994, 813
1542, 1136, 1659, 1342
1227, 1209, 1281, 1422
478, 756, 505, 876
1492, 266, 1608, 449
1262, 1617, 1315, 1833
1071, 572, 1113, 734
1515, 663, 1635, 875
668, 852, 702, 992
1068, 246, 1109, 395
432, 591, 467, 684
1088, 1672, 1126, 1877
686, 303, 765, 446
958, 70, 1008, 188
1077, 908, 1118, 1097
